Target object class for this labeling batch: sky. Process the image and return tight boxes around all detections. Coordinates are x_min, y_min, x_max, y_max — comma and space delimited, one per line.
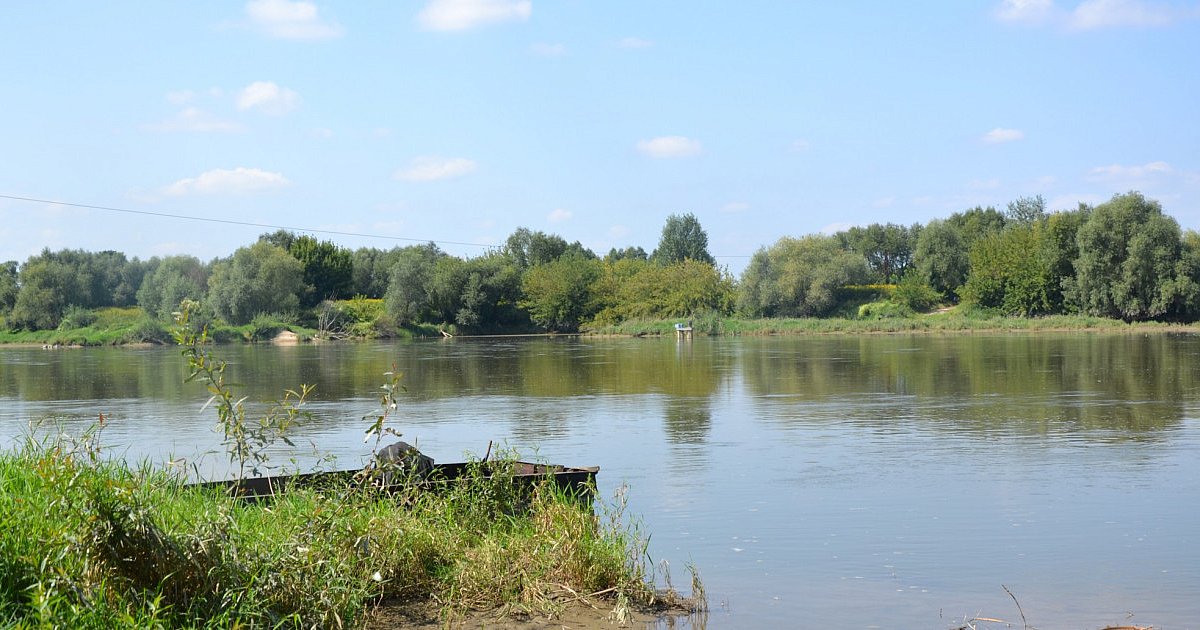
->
2, 0, 1199, 275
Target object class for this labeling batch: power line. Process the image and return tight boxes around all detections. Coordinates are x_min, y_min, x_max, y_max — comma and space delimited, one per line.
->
0, 193, 496, 249
1, 192, 754, 259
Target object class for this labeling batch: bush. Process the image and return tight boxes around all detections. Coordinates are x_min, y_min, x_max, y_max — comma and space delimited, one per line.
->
248, 313, 290, 342
58, 305, 97, 330
858, 300, 914, 319
892, 273, 942, 312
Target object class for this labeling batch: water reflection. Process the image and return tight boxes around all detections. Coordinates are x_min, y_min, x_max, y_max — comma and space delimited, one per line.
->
3, 334, 1200, 628
739, 334, 1192, 442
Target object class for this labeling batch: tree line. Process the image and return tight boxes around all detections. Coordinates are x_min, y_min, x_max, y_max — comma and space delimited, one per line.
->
2, 192, 1199, 336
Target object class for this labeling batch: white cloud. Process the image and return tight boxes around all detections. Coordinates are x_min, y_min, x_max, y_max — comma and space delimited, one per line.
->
982, 127, 1025, 144
721, 202, 750, 214
530, 42, 566, 57
1068, 0, 1177, 29
995, 0, 1057, 24
245, 0, 343, 39
608, 225, 631, 239
143, 107, 244, 133
311, 127, 334, 139
237, 81, 300, 115
1088, 161, 1173, 180
162, 167, 291, 196
547, 208, 572, 223
417, 0, 531, 32
373, 127, 393, 138
993, 0, 1192, 29
393, 157, 478, 182
872, 196, 896, 209
617, 36, 654, 49
637, 136, 702, 158
789, 139, 811, 152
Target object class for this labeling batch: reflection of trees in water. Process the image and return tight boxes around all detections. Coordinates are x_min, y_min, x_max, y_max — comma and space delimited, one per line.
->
740, 334, 1200, 441
663, 397, 712, 444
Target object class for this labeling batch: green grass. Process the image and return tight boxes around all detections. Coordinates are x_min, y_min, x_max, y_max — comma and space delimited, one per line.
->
0, 435, 680, 628
0, 307, 172, 346
586, 308, 1194, 337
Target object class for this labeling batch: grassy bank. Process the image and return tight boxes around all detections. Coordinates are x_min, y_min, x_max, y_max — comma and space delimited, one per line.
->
586, 309, 1199, 337
0, 434, 685, 628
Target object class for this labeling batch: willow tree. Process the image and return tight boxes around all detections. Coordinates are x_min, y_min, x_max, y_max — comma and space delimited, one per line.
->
1070, 192, 1198, 321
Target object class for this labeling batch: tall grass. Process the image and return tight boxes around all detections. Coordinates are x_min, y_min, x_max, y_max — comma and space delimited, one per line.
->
0, 432, 684, 628
588, 310, 1192, 337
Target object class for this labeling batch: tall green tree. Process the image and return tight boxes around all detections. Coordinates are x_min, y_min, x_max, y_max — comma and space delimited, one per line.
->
0, 261, 17, 316
503, 228, 594, 271
288, 235, 353, 306
137, 255, 208, 319
1069, 192, 1194, 321
738, 235, 870, 317
520, 255, 604, 332
207, 242, 305, 325
839, 223, 920, 283
1005, 195, 1047, 225
914, 207, 1006, 300
593, 258, 734, 323
604, 246, 648, 262
383, 243, 445, 326
960, 223, 1053, 315
652, 213, 715, 266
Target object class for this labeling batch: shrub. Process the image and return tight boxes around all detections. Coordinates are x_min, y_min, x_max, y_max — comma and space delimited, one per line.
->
58, 305, 97, 330
858, 300, 914, 319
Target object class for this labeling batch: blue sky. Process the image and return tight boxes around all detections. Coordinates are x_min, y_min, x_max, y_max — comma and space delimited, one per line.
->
2, 0, 1198, 274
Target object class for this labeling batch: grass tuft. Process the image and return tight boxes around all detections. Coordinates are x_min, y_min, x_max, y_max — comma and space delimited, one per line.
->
0, 433, 684, 628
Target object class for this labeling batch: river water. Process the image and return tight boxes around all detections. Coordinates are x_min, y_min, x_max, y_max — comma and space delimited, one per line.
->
2, 334, 1199, 628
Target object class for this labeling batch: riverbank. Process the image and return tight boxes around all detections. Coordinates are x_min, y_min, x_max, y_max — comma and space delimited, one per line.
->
4, 304, 1197, 347
0, 435, 697, 628
584, 310, 1200, 337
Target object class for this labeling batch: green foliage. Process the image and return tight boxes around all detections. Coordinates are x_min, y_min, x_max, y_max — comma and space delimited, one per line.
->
652, 213, 715, 266
58, 304, 98, 330
503, 227, 594, 271
207, 242, 305, 325
857, 300, 914, 319
960, 222, 1054, 316
174, 303, 310, 479
1069, 192, 1195, 321
892, 272, 942, 312
136, 255, 208, 320
0, 436, 673, 628
838, 223, 920, 283
913, 219, 968, 299
0, 260, 17, 315
520, 255, 604, 332
914, 207, 1006, 301
383, 243, 446, 326
605, 246, 648, 262
451, 253, 526, 332
287, 235, 353, 307
1005, 194, 1047, 225
738, 234, 870, 317
592, 258, 734, 324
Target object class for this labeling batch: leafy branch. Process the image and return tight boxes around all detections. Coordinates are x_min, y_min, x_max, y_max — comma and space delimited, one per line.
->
173, 300, 311, 480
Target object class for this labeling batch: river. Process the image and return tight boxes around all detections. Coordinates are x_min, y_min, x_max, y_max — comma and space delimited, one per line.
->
2, 333, 1199, 628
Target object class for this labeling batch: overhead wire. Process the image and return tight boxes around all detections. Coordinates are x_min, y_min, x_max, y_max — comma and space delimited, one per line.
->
0, 193, 495, 249
0, 192, 751, 259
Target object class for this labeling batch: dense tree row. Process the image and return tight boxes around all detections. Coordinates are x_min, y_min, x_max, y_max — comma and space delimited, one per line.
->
4, 195, 1200, 335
